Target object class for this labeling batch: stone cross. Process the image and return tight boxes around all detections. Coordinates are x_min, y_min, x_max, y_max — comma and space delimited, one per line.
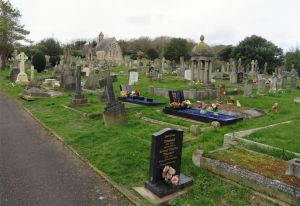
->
75, 65, 85, 97
237, 58, 242, 72
16, 52, 28, 74
251, 60, 255, 72
99, 61, 116, 106
264, 62, 268, 74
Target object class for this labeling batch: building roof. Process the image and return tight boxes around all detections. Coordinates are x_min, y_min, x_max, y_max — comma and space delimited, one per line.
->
95, 37, 116, 52
192, 35, 214, 57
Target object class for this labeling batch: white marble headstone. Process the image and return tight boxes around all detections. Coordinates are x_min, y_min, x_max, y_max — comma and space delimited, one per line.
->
184, 70, 191, 80
129, 71, 138, 85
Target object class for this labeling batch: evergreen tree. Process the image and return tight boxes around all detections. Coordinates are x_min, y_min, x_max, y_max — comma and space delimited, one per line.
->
0, 0, 30, 68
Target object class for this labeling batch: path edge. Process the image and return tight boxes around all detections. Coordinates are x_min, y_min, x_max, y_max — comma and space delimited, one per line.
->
0, 87, 146, 206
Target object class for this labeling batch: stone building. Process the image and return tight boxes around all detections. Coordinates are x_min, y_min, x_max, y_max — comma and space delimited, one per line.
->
191, 35, 214, 85
90, 32, 123, 66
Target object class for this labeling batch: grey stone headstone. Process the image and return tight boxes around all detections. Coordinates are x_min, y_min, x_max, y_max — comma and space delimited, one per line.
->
244, 80, 253, 97
291, 75, 297, 89
257, 79, 266, 95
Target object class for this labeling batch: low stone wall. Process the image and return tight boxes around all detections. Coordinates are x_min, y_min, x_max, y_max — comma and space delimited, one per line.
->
148, 86, 242, 100
222, 121, 300, 157
199, 156, 300, 206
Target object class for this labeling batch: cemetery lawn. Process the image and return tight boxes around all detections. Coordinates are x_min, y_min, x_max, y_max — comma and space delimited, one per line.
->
245, 120, 300, 154
1, 68, 299, 205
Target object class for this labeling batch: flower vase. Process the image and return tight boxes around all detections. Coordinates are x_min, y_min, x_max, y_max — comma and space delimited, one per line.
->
213, 112, 218, 115
200, 109, 207, 114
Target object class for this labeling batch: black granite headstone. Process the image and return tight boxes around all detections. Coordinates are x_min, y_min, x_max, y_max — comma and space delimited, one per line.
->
145, 128, 193, 197
168, 90, 185, 103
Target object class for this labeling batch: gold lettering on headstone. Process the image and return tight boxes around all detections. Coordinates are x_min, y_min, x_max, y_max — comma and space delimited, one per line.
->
158, 134, 179, 166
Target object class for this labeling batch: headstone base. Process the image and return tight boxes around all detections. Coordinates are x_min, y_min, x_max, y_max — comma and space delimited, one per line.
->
144, 173, 193, 198
103, 101, 127, 126
134, 187, 188, 205
70, 94, 88, 106
15, 73, 29, 85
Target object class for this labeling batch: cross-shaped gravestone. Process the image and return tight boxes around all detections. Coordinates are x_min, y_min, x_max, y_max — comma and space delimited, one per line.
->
16, 52, 28, 74
251, 60, 255, 71
99, 62, 117, 106
100, 61, 127, 126
70, 65, 87, 105
75, 65, 86, 97
15, 52, 29, 85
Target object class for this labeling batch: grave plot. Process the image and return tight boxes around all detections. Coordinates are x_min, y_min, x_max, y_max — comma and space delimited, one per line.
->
118, 84, 165, 106
193, 121, 300, 206
196, 147, 300, 206
163, 90, 242, 126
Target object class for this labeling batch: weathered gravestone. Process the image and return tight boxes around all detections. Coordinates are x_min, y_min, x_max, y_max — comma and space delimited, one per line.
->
84, 68, 101, 90
244, 80, 253, 97
30, 65, 34, 81
144, 128, 193, 197
230, 70, 237, 84
270, 75, 278, 92
70, 66, 87, 106
60, 66, 76, 90
9, 68, 20, 82
237, 72, 243, 84
257, 78, 266, 95
291, 75, 297, 89
20, 87, 50, 101
280, 76, 287, 90
100, 62, 127, 126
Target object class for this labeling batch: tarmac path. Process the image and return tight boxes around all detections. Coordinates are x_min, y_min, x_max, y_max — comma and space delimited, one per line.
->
0, 90, 126, 206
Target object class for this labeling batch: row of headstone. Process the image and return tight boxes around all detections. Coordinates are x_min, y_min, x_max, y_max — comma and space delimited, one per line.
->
244, 73, 298, 97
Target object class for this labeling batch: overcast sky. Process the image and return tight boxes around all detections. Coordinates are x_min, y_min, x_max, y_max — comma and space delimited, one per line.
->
10, 0, 300, 51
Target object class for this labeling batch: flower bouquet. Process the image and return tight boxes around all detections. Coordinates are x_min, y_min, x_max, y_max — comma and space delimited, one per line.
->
170, 100, 192, 109
120, 90, 127, 97
197, 101, 207, 114
130, 89, 140, 97
181, 100, 192, 109
162, 166, 179, 186
208, 103, 220, 115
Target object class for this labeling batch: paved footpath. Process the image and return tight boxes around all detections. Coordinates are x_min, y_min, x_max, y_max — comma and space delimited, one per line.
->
0, 90, 127, 206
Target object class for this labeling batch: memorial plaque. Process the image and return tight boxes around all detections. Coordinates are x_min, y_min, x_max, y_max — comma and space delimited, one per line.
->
145, 128, 193, 197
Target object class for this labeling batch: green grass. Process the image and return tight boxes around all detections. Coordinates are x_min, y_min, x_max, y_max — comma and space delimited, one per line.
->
1, 67, 296, 206
245, 120, 300, 154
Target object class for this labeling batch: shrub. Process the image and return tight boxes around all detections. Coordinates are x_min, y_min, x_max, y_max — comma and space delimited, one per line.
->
32, 52, 46, 72
49, 56, 60, 67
